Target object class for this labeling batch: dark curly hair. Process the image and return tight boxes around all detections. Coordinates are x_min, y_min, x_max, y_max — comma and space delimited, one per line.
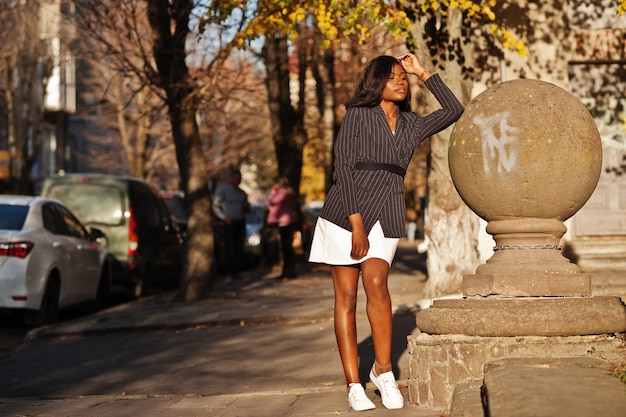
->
346, 55, 411, 112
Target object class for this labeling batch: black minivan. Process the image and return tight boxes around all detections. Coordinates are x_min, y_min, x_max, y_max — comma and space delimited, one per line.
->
40, 174, 183, 297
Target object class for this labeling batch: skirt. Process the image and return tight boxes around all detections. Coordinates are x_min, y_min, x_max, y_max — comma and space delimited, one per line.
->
308, 218, 399, 266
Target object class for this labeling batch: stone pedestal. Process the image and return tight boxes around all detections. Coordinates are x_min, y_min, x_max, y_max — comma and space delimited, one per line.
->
407, 333, 625, 411
448, 80, 602, 298
416, 296, 626, 337
464, 219, 591, 297
407, 79, 626, 411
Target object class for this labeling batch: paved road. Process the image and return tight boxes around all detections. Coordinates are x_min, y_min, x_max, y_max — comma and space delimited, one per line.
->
0, 310, 84, 361
0, 294, 133, 360
0, 322, 24, 360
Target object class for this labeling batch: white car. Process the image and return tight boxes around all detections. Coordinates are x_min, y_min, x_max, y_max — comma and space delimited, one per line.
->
0, 195, 110, 325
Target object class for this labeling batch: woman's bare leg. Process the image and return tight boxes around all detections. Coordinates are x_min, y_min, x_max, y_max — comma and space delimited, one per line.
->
331, 265, 361, 386
360, 258, 393, 375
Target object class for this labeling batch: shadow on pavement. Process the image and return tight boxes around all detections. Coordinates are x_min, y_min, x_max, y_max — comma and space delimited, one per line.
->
357, 312, 419, 384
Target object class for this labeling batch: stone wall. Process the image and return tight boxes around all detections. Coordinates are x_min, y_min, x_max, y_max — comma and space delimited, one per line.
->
407, 332, 625, 411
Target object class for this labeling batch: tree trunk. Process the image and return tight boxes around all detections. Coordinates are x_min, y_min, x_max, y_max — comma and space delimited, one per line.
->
168, 104, 214, 301
2, 1, 44, 194
412, 7, 480, 298
147, 0, 214, 300
135, 87, 151, 178
115, 75, 135, 175
311, 41, 336, 194
17, 38, 47, 195
263, 34, 305, 193
5, 62, 17, 193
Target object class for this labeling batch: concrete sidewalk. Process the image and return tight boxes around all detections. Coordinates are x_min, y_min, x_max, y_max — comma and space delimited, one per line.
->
0, 387, 440, 417
2, 241, 443, 416
24, 263, 427, 343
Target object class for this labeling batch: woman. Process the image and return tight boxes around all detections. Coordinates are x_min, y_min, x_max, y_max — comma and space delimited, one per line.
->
267, 176, 299, 278
308, 52, 464, 411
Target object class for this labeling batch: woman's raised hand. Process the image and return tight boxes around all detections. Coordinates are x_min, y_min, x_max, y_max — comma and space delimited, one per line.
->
397, 53, 423, 75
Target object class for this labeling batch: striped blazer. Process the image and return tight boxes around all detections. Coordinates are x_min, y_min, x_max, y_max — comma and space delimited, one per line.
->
319, 73, 464, 238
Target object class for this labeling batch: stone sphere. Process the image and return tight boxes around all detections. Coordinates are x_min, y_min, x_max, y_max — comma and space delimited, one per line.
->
449, 79, 602, 222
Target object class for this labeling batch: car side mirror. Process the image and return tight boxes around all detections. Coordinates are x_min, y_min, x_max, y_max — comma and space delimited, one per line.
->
89, 227, 106, 241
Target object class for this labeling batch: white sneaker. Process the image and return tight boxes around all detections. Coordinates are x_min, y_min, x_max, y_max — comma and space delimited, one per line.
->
348, 383, 376, 411
369, 367, 404, 409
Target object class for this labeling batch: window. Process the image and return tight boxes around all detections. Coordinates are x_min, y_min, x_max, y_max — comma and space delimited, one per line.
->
56, 204, 88, 240
0, 205, 29, 230
42, 203, 70, 236
46, 183, 125, 226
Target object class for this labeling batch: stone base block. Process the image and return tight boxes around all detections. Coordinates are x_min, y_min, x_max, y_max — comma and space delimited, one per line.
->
482, 357, 626, 417
416, 296, 626, 336
463, 273, 591, 297
406, 332, 625, 411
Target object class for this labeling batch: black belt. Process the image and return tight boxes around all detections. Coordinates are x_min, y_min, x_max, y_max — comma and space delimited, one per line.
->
355, 161, 406, 177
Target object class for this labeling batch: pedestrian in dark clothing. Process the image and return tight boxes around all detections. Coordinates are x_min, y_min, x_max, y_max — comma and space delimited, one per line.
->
213, 169, 249, 278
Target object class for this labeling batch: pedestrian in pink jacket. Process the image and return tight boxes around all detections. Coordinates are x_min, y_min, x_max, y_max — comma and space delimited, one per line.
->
267, 177, 299, 278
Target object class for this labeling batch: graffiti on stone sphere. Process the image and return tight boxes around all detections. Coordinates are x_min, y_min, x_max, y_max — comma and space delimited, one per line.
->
474, 113, 519, 174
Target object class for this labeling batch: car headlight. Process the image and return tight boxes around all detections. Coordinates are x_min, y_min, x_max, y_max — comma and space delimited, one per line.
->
247, 232, 261, 247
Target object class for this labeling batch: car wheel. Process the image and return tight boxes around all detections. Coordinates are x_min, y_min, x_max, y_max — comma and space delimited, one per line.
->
23, 275, 60, 326
138, 262, 154, 297
139, 261, 171, 296
133, 278, 143, 299
92, 265, 111, 311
